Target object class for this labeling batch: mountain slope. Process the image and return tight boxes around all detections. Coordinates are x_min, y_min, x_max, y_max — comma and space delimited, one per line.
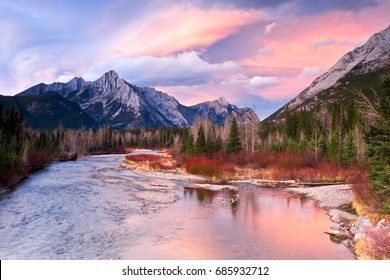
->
0, 94, 98, 130
17, 71, 259, 130
266, 24, 390, 122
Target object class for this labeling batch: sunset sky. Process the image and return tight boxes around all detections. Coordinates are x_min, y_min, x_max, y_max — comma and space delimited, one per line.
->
0, 0, 389, 118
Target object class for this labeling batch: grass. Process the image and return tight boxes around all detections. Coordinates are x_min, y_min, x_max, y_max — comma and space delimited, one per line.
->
348, 170, 390, 260
124, 152, 176, 171
355, 227, 390, 260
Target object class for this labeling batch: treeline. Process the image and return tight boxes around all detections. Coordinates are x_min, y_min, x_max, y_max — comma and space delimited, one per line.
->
260, 101, 365, 167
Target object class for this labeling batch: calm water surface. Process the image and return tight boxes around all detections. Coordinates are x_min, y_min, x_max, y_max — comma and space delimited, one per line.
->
0, 153, 354, 259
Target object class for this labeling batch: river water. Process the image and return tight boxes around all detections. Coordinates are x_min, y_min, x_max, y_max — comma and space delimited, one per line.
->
0, 152, 354, 259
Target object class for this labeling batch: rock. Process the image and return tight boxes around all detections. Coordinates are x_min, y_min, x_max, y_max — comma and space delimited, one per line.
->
357, 216, 373, 231
354, 232, 365, 240
376, 219, 388, 229
350, 225, 359, 235
328, 209, 357, 223
330, 224, 343, 231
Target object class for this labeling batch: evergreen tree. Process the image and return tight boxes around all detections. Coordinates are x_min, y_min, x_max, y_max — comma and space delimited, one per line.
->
226, 117, 242, 154
206, 123, 219, 156
187, 132, 195, 156
0, 102, 3, 129
365, 71, 390, 213
342, 132, 356, 166
195, 125, 206, 155
180, 129, 190, 154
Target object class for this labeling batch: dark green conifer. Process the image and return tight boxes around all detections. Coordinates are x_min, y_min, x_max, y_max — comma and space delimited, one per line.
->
365, 71, 390, 213
226, 117, 242, 154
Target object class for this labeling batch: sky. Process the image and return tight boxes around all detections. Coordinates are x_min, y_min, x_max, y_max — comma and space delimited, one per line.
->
0, 0, 389, 118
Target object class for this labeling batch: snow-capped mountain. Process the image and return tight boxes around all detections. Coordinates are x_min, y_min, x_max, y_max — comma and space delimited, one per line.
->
269, 24, 390, 121
16, 71, 259, 130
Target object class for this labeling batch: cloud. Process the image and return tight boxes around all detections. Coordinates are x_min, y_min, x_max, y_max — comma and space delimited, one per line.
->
258, 46, 273, 55
298, 66, 322, 81
191, 0, 378, 15
200, 22, 266, 63
265, 22, 279, 35
85, 51, 240, 87
113, 5, 261, 57
248, 76, 280, 89
310, 38, 337, 49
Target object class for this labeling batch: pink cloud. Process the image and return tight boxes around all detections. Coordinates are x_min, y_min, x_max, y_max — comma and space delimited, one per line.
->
113, 6, 261, 57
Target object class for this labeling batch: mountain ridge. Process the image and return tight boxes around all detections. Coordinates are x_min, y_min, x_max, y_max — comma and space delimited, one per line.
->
14, 71, 259, 130
267, 24, 390, 122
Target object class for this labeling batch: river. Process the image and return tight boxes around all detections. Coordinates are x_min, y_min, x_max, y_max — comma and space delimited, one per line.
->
0, 152, 354, 259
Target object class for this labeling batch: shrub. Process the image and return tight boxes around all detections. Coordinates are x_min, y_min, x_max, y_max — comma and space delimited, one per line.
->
184, 156, 222, 178
358, 227, 390, 260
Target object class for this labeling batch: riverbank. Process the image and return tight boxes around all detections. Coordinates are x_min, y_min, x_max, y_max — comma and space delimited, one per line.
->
0, 151, 79, 195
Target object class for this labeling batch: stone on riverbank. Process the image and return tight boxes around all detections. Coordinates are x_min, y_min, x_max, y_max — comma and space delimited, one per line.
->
328, 209, 358, 223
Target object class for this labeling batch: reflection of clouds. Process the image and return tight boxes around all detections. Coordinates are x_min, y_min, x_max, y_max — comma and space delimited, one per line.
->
127, 186, 352, 259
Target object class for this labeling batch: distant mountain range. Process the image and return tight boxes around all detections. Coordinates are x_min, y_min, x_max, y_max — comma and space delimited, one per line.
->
0, 71, 259, 130
266, 24, 390, 122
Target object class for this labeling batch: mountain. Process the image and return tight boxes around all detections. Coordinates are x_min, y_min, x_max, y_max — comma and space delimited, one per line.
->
15, 71, 259, 130
0, 94, 98, 130
191, 97, 258, 126
17, 77, 90, 97
266, 24, 390, 122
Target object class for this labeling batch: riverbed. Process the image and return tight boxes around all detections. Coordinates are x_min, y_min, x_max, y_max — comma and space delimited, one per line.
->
0, 152, 354, 259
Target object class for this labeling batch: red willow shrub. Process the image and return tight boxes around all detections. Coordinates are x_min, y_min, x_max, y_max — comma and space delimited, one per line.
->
125, 154, 162, 162
184, 156, 223, 178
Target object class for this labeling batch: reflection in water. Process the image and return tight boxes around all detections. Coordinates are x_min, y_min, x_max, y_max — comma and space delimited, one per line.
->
128, 186, 354, 260
0, 154, 354, 260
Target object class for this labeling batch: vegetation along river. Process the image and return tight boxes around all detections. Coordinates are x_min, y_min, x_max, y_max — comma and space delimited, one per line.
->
0, 152, 354, 259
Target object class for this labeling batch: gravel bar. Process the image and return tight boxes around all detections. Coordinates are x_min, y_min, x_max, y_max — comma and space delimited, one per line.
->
286, 184, 353, 208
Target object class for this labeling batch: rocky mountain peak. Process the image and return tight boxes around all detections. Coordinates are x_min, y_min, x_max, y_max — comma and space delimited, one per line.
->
218, 97, 229, 107
93, 70, 124, 90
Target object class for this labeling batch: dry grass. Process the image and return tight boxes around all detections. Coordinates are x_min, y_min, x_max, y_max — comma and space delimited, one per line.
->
348, 170, 390, 260
123, 152, 177, 171
347, 170, 388, 222
356, 227, 390, 260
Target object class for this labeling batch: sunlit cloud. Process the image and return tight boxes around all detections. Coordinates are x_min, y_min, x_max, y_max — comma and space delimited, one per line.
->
265, 22, 279, 35
249, 76, 280, 89
298, 66, 322, 81
84, 51, 240, 87
310, 38, 337, 49
258, 46, 273, 55
113, 5, 261, 57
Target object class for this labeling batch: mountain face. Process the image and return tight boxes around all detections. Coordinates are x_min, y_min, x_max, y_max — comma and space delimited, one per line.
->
190, 97, 258, 126
267, 24, 390, 122
15, 71, 259, 130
